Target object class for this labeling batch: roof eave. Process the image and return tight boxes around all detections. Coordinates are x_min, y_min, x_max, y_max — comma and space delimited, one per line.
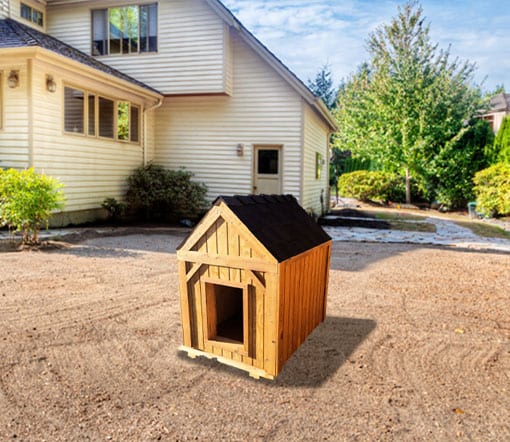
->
1, 46, 162, 102
205, 0, 338, 132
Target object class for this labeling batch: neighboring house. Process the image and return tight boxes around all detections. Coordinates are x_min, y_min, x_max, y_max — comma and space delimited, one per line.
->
0, 0, 336, 225
481, 93, 510, 134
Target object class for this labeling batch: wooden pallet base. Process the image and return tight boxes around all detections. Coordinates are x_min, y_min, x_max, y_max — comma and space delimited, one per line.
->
179, 345, 274, 380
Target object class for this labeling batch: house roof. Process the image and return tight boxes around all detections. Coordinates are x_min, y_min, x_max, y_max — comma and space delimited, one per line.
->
213, 194, 331, 263
204, 0, 338, 132
489, 93, 510, 112
0, 18, 161, 95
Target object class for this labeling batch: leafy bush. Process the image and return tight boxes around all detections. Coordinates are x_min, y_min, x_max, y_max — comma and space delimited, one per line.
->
429, 119, 492, 209
493, 115, 510, 164
0, 168, 65, 244
473, 163, 510, 217
337, 170, 404, 202
126, 164, 207, 221
101, 197, 125, 220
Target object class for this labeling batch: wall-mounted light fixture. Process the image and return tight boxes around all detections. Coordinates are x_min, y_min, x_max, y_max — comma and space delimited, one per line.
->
236, 143, 244, 157
7, 70, 19, 88
46, 75, 57, 93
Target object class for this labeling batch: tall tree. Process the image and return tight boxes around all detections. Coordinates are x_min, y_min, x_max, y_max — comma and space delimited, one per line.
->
334, 1, 482, 203
308, 64, 338, 110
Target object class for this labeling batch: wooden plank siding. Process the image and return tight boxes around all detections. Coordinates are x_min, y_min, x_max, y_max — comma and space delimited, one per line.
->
302, 103, 331, 215
154, 32, 304, 201
277, 241, 332, 372
46, 0, 230, 95
177, 211, 279, 376
0, 60, 30, 169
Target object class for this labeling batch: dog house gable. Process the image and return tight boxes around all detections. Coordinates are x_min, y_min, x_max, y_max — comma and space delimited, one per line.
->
177, 195, 332, 380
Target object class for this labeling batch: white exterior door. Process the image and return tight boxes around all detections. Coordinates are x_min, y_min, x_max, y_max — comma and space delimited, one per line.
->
253, 146, 282, 195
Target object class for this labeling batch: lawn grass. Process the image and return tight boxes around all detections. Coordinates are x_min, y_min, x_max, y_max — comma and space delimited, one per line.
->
455, 221, 510, 240
371, 211, 427, 221
367, 210, 435, 231
387, 220, 436, 233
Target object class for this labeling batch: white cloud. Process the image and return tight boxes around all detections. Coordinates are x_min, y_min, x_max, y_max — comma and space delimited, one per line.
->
221, 0, 510, 91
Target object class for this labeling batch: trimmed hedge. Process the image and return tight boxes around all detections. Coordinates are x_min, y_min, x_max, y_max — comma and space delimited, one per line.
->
337, 170, 404, 202
473, 163, 510, 217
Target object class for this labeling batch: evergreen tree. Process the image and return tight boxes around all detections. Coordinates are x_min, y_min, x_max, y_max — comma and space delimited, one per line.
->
307, 64, 338, 110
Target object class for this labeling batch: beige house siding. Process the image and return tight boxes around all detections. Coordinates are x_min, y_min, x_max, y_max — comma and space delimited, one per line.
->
154, 32, 303, 200
491, 111, 507, 134
302, 103, 330, 214
30, 62, 156, 212
0, 60, 30, 169
0, 0, 9, 18
144, 109, 157, 164
47, 0, 230, 95
4, 0, 46, 30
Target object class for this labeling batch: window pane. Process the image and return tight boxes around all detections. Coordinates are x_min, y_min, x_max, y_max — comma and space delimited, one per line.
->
130, 106, 139, 142
109, 8, 122, 54
140, 4, 157, 53
88, 94, 96, 136
92, 9, 107, 55
258, 150, 279, 174
64, 87, 84, 134
32, 9, 43, 26
125, 6, 138, 53
117, 102, 129, 141
98, 97, 114, 138
20, 4, 31, 20
316, 152, 322, 180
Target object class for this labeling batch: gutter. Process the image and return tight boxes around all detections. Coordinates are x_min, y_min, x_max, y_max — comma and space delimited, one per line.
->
143, 98, 164, 166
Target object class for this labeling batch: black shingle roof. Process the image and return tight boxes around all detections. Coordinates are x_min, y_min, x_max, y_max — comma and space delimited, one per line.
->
216, 194, 331, 262
0, 18, 160, 95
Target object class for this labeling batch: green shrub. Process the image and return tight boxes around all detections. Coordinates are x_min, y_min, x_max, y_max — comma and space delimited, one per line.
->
473, 163, 510, 217
0, 168, 65, 244
101, 197, 126, 220
126, 164, 208, 221
429, 119, 492, 209
337, 170, 404, 202
493, 115, 510, 164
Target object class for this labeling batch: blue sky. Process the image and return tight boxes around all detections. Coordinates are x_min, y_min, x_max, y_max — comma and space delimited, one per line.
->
221, 0, 509, 92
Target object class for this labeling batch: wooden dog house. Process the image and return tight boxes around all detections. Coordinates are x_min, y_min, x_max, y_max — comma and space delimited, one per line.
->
177, 195, 332, 379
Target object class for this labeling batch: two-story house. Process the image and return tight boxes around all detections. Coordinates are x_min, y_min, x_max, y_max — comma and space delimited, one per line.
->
0, 0, 336, 224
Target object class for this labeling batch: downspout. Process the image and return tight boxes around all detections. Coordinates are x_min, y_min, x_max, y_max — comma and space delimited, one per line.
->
142, 97, 163, 166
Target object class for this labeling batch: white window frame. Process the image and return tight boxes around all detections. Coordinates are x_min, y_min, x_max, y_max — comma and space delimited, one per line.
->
91, 3, 158, 56
20, 2, 44, 28
63, 84, 141, 144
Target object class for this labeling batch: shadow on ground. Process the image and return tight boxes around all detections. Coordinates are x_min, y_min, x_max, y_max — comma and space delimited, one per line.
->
177, 316, 376, 388
275, 316, 377, 387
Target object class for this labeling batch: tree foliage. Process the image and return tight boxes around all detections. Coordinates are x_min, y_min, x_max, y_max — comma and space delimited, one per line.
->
308, 64, 338, 110
493, 115, 510, 164
473, 163, 510, 216
334, 1, 483, 203
0, 168, 66, 244
429, 119, 493, 208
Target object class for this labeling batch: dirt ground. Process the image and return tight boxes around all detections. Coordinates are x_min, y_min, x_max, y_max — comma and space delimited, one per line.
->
0, 233, 509, 441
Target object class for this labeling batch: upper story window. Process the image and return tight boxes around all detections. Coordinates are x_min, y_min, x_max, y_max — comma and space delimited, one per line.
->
92, 4, 158, 56
20, 2, 44, 27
